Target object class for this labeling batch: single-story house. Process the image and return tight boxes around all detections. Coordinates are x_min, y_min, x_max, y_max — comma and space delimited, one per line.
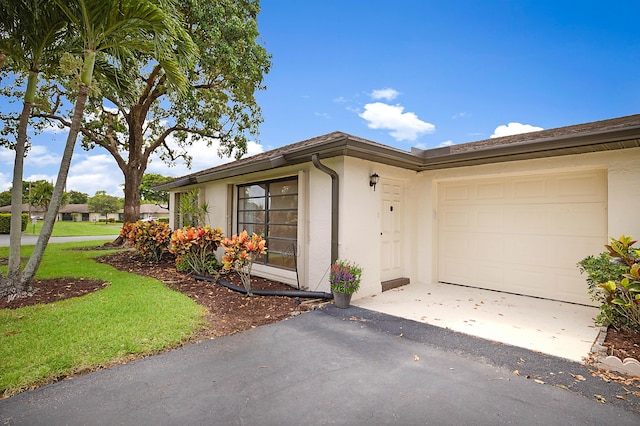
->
0, 204, 46, 219
57, 204, 120, 222
135, 203, 170, 221
156, 114, 640, 306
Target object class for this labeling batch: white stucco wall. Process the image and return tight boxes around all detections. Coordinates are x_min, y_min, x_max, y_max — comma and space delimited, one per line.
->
169, 146, 640, 302
340, 157, 417, 300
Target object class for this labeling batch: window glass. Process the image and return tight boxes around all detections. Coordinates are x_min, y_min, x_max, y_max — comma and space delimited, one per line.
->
237, 177, 298, 270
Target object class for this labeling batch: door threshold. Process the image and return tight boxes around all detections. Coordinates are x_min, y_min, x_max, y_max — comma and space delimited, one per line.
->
381, 277, 410, 292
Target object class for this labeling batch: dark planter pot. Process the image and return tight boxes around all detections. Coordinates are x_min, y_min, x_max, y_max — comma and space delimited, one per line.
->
333, 291, 352, 308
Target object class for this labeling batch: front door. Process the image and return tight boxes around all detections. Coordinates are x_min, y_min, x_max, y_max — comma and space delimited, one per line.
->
380, 179, 403, 282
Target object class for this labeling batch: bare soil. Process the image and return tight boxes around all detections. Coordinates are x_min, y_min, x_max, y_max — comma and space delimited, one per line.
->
2, 248, 639, 361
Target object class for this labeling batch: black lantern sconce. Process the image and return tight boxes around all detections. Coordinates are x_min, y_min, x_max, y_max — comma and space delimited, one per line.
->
369, 173, 380, 191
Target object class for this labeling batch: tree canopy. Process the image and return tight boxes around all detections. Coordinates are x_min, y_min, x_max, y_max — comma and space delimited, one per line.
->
35, 0, 271, 224
88, 190, 122, 219
67, 190, 88, 204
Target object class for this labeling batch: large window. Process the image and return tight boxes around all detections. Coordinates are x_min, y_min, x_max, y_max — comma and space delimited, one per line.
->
237, 177, 298, 269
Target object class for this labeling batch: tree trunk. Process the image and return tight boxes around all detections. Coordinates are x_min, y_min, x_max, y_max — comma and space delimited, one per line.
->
1, 71, 38, 296
0, 104, 31, 295
20, 84, 90, 286
122, 167, 142, 224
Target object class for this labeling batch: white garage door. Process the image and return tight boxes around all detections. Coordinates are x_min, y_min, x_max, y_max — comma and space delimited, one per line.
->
437, 170, 607, 306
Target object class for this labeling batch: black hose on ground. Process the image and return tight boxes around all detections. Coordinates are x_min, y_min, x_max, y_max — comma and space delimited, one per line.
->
194, 274, 334, 300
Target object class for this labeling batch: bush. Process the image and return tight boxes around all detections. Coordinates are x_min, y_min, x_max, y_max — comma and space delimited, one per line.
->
221, 231, 267, 296
158, 217, 169, 223
579, 235, 640, 332
0, 214, 29, 233
120, 220, 172, 263
170, 226, 223, 275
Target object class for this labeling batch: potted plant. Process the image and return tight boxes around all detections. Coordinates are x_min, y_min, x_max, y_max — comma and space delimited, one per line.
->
330, 259, 362, 308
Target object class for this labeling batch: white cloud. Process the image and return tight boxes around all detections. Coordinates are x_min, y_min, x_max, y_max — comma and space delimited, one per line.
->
66, 153, 123, 196
452, 112, 469, 119
439, 140, 454, 147
0, 146, 14, 166
146, 137, 264, 178
26, 145, 61, 167
40, 122, 67, 134
359, 102, 435, 142
370, 88, 399, 101
491, 122, 543, 138
0, 171, 10, 191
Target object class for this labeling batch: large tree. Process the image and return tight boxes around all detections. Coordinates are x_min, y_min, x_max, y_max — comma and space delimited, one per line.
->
1, 0, 194, 295
38, 0, 271, 229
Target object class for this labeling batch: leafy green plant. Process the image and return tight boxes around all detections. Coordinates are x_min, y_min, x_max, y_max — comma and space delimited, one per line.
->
179, 188, 210, 227
221, 231, 267, 296
169, 226, 223, 275
329, 260, 362, 295
579, 235, 640, 332
0, 214, 28, 233
120, 221, 172, 263
578, 252, 629, 304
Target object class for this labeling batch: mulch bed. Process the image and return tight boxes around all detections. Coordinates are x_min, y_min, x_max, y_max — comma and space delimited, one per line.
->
0, 249, 319, 341
1, 248, 639, 360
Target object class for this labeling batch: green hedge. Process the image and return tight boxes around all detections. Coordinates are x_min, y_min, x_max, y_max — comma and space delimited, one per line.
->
0, 213, 28, 234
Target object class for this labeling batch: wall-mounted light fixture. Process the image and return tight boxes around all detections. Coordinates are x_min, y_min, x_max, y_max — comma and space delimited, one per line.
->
369, 173, 380, 191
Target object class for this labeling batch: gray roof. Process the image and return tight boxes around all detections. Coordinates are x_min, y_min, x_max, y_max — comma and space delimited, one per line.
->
58, 204, 90, 214
138, 204, 169, 214
0, 204, 46, 214
156, 114, 640, 190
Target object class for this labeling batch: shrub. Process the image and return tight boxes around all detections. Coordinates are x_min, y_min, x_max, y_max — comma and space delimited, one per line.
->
158, 217, 169, 223
579, 235, 640, 332
221, 231, 267, 296
120, 220, 172, 263
169, 226, 223, 275
0, 214, 29, 233
578, 253, 629, 305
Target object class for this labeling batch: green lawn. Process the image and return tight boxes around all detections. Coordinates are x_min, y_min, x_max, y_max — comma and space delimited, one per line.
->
23, 220, 122, 237
0, 241, 206, 397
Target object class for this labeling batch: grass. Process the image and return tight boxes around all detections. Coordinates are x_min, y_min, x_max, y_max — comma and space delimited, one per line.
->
23, 221, 122, 237
0, 241, 206, 397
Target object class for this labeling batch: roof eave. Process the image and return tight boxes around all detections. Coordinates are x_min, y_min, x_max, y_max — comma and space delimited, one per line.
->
416, 126, 640, 170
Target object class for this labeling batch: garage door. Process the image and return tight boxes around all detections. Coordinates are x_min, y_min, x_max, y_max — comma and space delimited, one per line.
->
437, 170, 607, 306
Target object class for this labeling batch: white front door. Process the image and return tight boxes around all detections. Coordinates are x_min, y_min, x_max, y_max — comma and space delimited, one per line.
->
380, 179, 404, 282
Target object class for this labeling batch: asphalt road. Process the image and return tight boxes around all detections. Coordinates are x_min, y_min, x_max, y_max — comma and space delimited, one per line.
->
1, 306, 639, 425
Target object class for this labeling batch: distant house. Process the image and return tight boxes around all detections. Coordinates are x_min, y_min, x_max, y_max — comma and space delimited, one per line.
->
156, 114, 640, 307
0, 204, 46, 219
136, 204, 169, 221
1, 202, 169, 223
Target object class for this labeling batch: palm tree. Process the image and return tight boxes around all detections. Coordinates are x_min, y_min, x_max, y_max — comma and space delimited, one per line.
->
1, 0, 195, 293
20, 0, 196, 286
0, 0, 69, 296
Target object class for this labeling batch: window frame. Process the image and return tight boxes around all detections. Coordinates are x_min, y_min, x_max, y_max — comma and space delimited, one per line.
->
237, 176, 299, 270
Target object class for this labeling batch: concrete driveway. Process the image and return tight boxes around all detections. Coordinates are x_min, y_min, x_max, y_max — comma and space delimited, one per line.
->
1, 306, 638, 425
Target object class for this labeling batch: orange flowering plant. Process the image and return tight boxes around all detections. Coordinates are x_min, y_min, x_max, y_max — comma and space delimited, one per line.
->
169, 226, 224, 275
120, 220, 172, 263
221, 230, 267, 296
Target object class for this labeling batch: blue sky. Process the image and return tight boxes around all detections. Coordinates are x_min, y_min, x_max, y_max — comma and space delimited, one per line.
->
1, 0, 639, 196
